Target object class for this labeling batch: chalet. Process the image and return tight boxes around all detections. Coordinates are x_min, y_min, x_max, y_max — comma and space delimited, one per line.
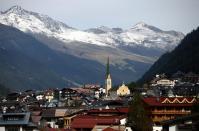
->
151, 78, 175, 87
44, 89, 54, 102
0, 101, 26, 113
71, 107, 128, 131
41, 108, 67, 128
143, 97, 197, 124
0, 112, 37, 131
6, 92, 20, 101
161, 113, 199, 131
60, 88, 77, 100
63, 108, 85, 129
35, 91, 44, 101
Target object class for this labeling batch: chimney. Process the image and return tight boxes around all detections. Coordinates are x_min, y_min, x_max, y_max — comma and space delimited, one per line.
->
2, 107, 7, 114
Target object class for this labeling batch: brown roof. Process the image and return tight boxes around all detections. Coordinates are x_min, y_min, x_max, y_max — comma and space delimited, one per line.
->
42, 109, 56, 118
31, 116, 42, 123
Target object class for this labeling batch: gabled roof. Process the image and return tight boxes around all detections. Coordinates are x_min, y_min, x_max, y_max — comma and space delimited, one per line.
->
143, 97, 196, 107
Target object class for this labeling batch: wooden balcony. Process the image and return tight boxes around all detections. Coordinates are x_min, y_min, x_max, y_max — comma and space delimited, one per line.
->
151, 110, 191, 115
153, 117, 171, 122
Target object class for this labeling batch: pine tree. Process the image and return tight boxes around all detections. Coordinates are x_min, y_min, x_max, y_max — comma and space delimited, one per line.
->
127, 93, 152, 131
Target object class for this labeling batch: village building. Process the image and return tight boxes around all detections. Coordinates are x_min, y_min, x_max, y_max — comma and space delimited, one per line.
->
117, 83, 130, 96
0, 112, 38, 131
60, 88, 77, 100
161, 113, 199, 131
71, 107, 128, 131
41, 108, 67, 128
44, 89, 54, 102
35, 91, 44, 101
143, 97, 197, 125
151, 78, 175, 87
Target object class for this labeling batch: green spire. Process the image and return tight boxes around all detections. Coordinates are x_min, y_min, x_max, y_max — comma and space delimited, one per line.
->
106, 56, 110, 78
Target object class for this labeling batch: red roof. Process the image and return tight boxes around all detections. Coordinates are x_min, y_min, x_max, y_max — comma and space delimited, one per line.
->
71, 115, 126, 129
143, 97, 196, 107
117, 107, 129, 113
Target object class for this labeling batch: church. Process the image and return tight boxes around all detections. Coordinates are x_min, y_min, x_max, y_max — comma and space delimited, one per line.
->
104, 57, 130, 98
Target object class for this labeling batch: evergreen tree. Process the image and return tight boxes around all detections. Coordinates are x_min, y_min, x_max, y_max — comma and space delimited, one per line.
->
127, 93, 152, 131
128, 82, 137, 93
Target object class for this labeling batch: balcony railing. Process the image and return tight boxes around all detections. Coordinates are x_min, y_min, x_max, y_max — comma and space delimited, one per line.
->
151, 110, 191, 115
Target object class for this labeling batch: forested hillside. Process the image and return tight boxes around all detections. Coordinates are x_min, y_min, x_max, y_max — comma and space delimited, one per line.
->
138, 27, 199, 84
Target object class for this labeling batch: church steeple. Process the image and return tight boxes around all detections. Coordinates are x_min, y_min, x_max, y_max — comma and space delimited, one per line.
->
105, 56, 112, 97
106, 56, 110, 78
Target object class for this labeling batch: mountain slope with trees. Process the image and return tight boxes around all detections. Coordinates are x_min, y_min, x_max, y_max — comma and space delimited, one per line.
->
138, 27, 199, 84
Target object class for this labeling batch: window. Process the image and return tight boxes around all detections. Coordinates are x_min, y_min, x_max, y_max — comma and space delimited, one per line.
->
6, 127, 20, 131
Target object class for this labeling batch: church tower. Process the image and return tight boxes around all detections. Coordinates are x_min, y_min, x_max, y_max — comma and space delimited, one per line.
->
105, 57, 112, 97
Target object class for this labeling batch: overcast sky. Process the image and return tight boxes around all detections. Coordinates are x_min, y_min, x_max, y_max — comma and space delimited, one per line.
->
0, 0, 199, 34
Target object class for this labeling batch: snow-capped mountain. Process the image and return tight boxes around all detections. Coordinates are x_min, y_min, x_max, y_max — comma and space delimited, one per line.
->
0, 6, 184, 50
0, 6, 185, 84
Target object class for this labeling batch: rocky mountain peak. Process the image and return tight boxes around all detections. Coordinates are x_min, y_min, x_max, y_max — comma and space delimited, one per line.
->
134, 21, 147, 27
3, 5, 26, 14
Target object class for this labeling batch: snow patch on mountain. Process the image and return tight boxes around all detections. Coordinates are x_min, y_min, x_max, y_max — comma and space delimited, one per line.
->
0, 6, 184, 50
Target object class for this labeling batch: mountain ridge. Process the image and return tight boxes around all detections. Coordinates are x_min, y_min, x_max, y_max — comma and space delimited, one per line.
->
0, 5, 184, 50
0, 6, 185, 89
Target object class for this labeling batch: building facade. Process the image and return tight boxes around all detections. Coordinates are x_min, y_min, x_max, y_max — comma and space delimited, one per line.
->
117, 83, 130, 96
143, 97, 197, 124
